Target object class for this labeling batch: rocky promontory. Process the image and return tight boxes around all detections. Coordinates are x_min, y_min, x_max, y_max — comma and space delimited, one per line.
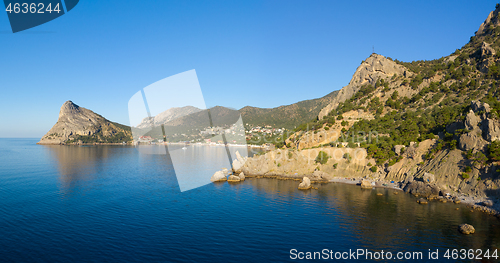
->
38, 101, 132, 145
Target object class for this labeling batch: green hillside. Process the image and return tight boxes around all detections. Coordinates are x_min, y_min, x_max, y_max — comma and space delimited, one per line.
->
239, 90, 339, 129
290, 4, 500, 167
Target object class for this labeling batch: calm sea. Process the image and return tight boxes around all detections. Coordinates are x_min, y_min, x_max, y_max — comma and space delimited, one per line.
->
0, 138, 499, 262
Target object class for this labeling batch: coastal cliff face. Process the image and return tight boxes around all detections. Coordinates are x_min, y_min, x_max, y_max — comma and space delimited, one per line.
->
38, 101, 132, 145
318, 54, 408, 120
245, 4, 500, 205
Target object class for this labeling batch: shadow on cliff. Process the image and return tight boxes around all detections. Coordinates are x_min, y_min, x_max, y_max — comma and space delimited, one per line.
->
484, 188, 500, 198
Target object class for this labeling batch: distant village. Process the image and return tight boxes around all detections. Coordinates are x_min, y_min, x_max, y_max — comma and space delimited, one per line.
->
135, 123, 285, 148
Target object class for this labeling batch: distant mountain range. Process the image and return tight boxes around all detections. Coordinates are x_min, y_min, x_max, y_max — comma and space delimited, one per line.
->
136, 106, 202, 129
39, 89, 341, 144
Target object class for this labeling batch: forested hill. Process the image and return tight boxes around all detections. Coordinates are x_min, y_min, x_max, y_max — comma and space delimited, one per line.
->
239, 90, 339, 129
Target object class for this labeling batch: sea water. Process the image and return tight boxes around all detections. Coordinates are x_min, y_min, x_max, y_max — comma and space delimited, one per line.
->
0, 139, 499, 262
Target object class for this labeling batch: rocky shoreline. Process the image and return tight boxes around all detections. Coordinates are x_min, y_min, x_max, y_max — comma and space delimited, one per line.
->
212, 161, 500, 220
37, 142, 132, 145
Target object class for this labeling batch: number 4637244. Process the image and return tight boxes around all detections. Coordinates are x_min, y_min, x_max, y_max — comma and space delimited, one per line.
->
6, 3, 61, 14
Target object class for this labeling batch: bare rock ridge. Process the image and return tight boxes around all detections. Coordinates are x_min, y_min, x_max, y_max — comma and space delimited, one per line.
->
136, 106, 202, 128
318, 54, 408, 119
38, 101, 132, 145
476, 4, 500, 37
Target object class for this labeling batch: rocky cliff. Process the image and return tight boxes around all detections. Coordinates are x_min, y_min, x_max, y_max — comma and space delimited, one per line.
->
245, 4, 500, 209
476, 5, 500, 37
240, 101, 500, 202
318, 54, 408, 120
38, 101, 132, 145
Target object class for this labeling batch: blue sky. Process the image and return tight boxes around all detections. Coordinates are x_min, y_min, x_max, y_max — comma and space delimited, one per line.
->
0, 0, 497, 137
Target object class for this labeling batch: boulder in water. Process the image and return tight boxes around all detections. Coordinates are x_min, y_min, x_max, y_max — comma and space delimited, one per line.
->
227, 175, 241, 183
360, 179, 373, 189
298, 177, 311, 190
211, 171, 227, 182
458, 224, 475, 235
417, 198, 428, 204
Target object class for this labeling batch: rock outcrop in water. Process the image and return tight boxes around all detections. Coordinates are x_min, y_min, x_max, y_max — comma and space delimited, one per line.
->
38, 101, 132, 145
211, 171, 227, 182
227, 175, 241, 183
298, 177, 311, 190
458, 224, 475, 235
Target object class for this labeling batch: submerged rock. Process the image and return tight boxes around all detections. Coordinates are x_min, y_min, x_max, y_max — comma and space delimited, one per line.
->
211, 171, 227, 182
417, 198, 428, 205
298, 177, 311, 190
458, 224, 475, 235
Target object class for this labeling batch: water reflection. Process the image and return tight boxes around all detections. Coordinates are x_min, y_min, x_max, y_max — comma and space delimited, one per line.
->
243, 178, 500, 254
42, 145, 261, 194
41, 145, 138, 193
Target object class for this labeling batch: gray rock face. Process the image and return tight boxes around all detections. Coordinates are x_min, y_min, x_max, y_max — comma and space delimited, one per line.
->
394, 145, 405, 155
38, 101, 131, 145
318, 54, 408, 119
239, 172, 245, 181
483, 118, 500, 142
481, 42, 496, 59
232, 151, 247, 172
476, 5, 500, 37
298, 177, 311, 190
465, 110, 480, 131
477, 42, 498, 73
458, 101, 494, 151
211, 171, 227, 182
403, 181, 440, 198
227, 175, 241, 182
471, 100, 491, 115
458, 224, 475, 235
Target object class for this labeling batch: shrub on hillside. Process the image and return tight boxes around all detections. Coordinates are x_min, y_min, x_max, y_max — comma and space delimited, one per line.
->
315, 151, 329, 165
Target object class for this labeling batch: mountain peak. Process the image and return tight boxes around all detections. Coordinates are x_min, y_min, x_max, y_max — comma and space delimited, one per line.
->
39, 100, 131, 145
476, 4, 500, 37
60, 100, 80, 117
318, 53, 408, 119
